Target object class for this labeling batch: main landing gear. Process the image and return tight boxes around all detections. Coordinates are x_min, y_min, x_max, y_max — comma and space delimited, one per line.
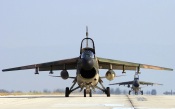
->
65, 87, 69, 97
106, 87, 110, 97
65, 79, 80, 97
65, 78, 110, 97
94, 78, 110, 97
129, 90, 131, 95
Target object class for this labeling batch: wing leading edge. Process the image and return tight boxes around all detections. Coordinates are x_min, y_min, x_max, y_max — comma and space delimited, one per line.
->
2, 57, 173, 72
109, 81, 162, 86
97, 57, 173, 71
2, 57, 79, 72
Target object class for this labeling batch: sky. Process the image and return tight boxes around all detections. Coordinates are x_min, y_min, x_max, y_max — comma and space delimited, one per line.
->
0, 0, 175, 94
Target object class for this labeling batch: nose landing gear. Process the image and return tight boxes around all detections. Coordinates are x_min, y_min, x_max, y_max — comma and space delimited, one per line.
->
84, 89, 92, 97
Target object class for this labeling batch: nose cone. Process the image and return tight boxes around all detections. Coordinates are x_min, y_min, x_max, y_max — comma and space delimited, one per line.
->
82, 58, 94, 70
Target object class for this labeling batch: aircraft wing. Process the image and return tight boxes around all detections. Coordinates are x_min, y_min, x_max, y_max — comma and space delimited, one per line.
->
2, 57, 79, 72
97, 57, 173, 71
139, 81, 163, 86
109, 81, 133, 85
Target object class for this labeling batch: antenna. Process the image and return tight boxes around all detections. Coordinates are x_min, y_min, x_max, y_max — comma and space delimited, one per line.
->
86, 26, 88, 47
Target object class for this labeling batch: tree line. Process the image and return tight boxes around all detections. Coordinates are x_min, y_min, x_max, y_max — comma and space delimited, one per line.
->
0, 88, 167, 95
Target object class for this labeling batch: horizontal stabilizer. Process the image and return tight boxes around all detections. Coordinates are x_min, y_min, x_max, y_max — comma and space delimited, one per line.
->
100, 75, 126, 79
49, 75, 75, 79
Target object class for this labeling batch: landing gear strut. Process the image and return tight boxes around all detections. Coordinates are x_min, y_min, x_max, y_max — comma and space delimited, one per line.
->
84, 89, 92, 97
95, 78, 110, 97
65, 78, 111, 97
65, 78, 80, 97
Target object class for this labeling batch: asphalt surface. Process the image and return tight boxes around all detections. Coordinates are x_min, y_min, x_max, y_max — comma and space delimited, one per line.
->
0, 94, 175, 109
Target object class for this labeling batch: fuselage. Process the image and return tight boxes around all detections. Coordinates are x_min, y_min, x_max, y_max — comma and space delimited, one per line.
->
132, 78, 140, 93
76, 50, 100, 91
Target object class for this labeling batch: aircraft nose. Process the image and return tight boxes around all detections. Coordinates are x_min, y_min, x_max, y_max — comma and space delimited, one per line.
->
134, 81, 140, 87
82, 58, 94, 70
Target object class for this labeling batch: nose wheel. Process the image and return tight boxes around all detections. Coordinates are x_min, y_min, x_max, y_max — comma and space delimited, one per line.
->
84, 89, 92, 97
89, 89, 92, 97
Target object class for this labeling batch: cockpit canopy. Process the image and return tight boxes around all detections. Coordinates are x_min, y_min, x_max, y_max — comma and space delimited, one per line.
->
80, 38, 95, 55
81, 50, 95, 59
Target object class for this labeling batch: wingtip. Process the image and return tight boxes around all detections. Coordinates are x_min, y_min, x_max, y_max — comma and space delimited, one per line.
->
2, 69, 6, 72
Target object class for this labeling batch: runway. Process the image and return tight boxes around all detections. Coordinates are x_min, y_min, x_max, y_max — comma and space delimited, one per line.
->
0, 94, 175, 109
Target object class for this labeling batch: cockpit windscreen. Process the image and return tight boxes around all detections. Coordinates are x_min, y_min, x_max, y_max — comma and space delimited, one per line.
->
81, 50, 94, 59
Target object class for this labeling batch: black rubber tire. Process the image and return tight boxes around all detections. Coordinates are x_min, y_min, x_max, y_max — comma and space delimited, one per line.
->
129, 90, 131, 95
106, 87, 110, 97
141, 91, 143, 95
65, 87, 69, 97
89, 89, 92, 97
84, 89, 86, 97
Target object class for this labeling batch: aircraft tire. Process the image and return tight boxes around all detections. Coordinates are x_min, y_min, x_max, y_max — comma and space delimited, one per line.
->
129, 90, 131, 95
84, 89, 86, 97
65, 87, 69, 97
89, 89, 92, 97
106, 87, 110, 97
141, 91, 143, 95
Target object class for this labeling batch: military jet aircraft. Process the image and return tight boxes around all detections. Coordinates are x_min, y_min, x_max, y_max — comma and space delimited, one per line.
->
109, 74, 163, 95
2, 27, 173, 97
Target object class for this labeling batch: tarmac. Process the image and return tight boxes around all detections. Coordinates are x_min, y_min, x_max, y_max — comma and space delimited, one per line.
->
0, 94, 175, 109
